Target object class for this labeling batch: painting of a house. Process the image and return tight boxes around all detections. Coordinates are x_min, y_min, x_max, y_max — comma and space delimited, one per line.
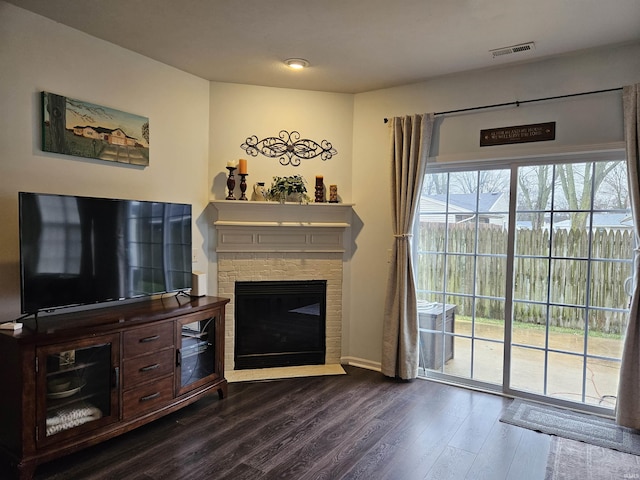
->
42, 92, 149, 166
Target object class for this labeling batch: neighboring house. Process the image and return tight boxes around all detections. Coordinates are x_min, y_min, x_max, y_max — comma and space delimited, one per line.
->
72, 125, 138, 146
421, 194, 632, 232
420, 192, 509, 227
553, 212, 633, 232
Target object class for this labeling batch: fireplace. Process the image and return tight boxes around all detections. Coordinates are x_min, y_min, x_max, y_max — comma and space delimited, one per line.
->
211, 201, 353, 371
234, 280, 326, 369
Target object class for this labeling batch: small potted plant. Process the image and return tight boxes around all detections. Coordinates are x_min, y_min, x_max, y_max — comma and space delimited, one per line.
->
268, 175, 310, 203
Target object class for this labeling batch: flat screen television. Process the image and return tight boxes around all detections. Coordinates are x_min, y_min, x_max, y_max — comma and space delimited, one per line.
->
19, 192, 192, 314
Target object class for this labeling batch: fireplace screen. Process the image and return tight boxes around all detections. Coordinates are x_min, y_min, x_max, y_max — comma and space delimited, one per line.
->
234, 280, 326, 369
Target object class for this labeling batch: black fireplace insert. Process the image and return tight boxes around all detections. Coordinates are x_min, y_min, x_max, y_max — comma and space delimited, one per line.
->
234, 280, 327, 369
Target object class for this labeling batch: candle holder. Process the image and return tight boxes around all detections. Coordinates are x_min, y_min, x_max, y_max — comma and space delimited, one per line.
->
239, 174, 248, 200
329, 184, 339, 203
226, 167, 237, 200
315, 177, 324, 203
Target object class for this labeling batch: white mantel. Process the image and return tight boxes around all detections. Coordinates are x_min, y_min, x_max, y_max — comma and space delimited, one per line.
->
210, 200, 354, 253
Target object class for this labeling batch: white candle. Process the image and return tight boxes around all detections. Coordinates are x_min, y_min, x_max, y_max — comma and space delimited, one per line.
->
226, 160, 236, 168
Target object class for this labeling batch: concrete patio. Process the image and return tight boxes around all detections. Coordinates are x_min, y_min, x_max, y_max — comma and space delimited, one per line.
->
430, 319, 622, 410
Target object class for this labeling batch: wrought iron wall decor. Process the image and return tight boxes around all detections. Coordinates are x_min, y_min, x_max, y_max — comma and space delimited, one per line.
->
240, 130, 337, 167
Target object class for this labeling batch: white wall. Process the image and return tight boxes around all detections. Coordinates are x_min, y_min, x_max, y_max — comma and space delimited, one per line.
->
207, 82, 355, 348
209, 82, 353, 202
0, 2, 210, 321
348, 42, 640, 368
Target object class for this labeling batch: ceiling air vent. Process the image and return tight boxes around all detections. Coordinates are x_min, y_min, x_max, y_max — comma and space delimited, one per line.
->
490, 42, 535, 59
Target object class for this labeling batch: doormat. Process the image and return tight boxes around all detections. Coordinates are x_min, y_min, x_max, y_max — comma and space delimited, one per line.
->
225, 364, 346, 383
500, 399, 640, 455
546, 436, 640, 480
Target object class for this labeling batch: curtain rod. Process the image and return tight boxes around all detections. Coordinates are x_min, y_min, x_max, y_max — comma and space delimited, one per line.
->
383, 87, 623, 123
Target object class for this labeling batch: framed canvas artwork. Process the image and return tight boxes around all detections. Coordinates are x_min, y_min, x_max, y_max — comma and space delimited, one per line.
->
42, 91, 149, 166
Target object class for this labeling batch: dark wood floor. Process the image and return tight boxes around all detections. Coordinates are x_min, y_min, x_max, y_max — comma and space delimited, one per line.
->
3, 366, 553, 480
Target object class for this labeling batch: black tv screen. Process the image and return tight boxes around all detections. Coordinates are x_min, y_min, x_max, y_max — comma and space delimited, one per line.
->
19, 192, 192, 314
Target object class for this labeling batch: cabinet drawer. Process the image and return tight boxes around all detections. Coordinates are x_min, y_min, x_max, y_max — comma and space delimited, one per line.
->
123, 375, 174, 419
123, 322, 174, 358
123, 348, 175, 390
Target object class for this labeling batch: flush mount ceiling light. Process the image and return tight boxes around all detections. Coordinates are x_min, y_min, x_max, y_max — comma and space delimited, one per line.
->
284, 58, 309, 70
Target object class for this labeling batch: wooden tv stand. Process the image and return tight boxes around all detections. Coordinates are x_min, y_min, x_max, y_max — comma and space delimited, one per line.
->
0, 295, 229, 480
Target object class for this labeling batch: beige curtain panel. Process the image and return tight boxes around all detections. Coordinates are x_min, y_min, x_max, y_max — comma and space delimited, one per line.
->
617, 83, 640, 429
381, 113, 434, 379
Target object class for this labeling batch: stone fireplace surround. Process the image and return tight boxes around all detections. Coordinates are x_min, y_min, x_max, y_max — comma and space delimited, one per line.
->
211, 201, 353, 370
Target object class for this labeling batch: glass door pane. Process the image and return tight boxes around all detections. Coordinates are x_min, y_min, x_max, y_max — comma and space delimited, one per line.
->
39, 335, 118, 443
510, 161, 632, 410
178, 314, 218, 392
417, 169, 510, 387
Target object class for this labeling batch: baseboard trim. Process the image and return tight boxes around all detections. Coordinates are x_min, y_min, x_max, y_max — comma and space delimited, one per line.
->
341, 356, 381, 372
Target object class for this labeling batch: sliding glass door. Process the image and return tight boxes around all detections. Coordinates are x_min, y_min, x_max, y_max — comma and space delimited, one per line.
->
416, 159, 632, 413
417, 169, 510, 388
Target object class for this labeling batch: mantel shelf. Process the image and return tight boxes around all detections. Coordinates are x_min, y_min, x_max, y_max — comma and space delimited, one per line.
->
210, 200, 354, 253
210, 200, 354, 227
214, 221, 351, 228
210, 200, 354, 209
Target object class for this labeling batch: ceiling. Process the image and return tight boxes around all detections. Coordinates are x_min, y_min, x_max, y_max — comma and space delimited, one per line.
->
6, 0, 640, 93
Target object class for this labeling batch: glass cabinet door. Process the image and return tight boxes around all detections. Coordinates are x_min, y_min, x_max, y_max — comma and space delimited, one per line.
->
176, 308, 222, 395
37, 333, 120, 445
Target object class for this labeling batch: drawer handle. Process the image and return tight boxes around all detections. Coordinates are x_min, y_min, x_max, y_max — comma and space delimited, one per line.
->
140, 363, 160, 372
140, 392, 160, 402
139, 335, 160, 343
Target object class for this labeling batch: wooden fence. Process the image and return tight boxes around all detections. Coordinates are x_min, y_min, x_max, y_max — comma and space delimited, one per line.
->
416, 223, 633, 334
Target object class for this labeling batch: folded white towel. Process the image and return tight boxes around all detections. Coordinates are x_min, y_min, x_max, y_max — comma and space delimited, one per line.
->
46, 404, 103, 436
